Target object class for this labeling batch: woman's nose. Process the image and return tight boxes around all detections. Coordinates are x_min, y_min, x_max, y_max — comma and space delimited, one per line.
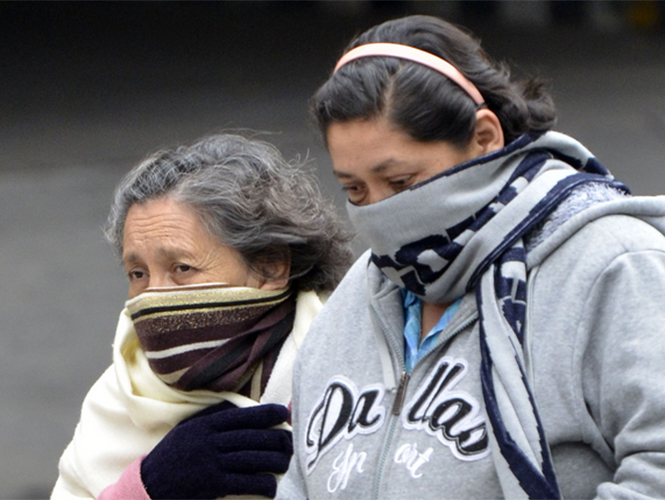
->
148, 273, 176, 289
366, 185, 393, 205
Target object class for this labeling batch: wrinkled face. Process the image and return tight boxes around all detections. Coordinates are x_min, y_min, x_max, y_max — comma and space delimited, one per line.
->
327, 118, 478, 206
122, 197, 264, 299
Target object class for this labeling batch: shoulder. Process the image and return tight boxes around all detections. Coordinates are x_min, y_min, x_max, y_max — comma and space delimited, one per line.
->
537, 213, 665, 280
528, 211, 665, 354
84, 364, 126, 415
316, 249, 373, 310
527, 194, 665, 271
344, 249, 374, 282
528, 212, 665, 352
297, 251, 374, 356
579, 213, 665, 253
54, 365, 131, 498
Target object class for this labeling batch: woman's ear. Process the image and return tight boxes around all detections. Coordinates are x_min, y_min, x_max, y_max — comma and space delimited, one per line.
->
471, 108, 505, 155
257, 260, 291, 291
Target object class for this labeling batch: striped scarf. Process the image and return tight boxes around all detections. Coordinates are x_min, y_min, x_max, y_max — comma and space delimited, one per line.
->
347, 132, 629, 499
126, 284, 295, 397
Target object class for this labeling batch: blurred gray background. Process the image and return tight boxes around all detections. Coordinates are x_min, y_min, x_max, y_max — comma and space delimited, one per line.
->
1, 1, 664, 497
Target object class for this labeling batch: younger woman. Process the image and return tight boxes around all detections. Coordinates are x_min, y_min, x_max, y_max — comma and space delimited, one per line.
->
279, 15, 665, 500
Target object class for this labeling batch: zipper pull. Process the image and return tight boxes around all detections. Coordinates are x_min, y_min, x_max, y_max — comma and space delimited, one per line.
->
391, 371, 410, 416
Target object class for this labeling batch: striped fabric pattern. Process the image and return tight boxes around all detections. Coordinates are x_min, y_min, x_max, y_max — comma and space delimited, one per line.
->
127, 284, 295, 394
347, 132, 629, 499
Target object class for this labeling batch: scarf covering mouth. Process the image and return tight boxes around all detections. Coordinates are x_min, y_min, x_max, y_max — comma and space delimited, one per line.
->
347, 131, 629, 499
126, 283, 295, 396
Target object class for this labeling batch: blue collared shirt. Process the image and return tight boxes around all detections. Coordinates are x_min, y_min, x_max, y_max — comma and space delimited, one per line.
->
402, 289, 462, 373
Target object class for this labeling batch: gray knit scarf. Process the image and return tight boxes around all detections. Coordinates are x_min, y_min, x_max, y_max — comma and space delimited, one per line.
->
347, 131, 630, 499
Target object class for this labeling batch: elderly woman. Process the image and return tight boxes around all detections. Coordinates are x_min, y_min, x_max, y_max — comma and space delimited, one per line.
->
52, 134, 352, 500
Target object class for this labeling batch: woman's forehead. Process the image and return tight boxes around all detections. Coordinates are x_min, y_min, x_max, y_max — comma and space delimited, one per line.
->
123, 199, 212, 253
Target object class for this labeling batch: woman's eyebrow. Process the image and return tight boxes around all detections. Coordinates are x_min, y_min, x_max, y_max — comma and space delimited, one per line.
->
122, 253, 140, 266
334, 158, 407, 179
156, 247, 195, 261
122, 247, 195, 266
333, 169, 354, 180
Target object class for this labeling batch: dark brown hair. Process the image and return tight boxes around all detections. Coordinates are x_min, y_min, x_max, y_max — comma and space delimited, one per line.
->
312, 15, 556, 147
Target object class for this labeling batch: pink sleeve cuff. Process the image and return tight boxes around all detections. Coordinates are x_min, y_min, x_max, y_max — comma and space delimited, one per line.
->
98, 456, 151, 500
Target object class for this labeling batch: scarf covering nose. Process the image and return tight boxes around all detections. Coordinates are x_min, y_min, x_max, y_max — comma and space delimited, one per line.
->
347, 131, 629, 500
126, 284, 295, 396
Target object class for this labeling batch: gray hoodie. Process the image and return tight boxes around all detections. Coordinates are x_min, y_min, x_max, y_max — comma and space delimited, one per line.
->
278, 197, 665, 499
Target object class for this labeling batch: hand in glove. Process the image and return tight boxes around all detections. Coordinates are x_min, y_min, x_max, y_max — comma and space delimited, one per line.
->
140, 401, 293, 499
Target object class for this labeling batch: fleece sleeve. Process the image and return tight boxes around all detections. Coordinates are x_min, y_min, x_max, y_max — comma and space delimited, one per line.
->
275, 354, 308, 500
97, 458, 150, 500
579, 250, 665, 499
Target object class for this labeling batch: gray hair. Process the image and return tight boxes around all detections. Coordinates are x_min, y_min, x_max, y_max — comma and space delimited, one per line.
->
104, 133, 353, 292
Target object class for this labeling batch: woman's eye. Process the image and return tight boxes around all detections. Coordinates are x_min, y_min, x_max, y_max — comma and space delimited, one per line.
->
341, 184, 365, 202
127, 270, 146, 281
389, 177, 412, 191
174, 264, 193, 274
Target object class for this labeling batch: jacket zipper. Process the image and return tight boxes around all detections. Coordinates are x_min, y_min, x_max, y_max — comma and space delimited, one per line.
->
392, 312, 478, 416
371, 307, 478, 499
391, 371, 411, 415
372, 411, 400, 499
369, 305, 406, 499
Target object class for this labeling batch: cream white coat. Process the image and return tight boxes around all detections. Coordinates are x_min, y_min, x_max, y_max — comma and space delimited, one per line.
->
52, 290, 322, 500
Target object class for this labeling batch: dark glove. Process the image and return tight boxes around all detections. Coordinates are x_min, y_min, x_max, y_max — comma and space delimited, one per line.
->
140, 401, 293, 499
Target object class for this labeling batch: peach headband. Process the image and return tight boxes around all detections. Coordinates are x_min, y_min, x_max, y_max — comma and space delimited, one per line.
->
334, 42, 485, 106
